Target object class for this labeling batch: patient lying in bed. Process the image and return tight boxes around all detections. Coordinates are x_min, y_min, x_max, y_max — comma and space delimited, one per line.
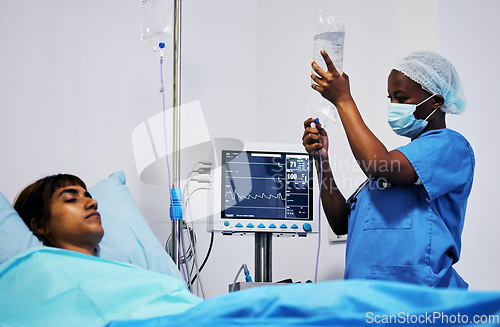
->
0, 173, 201, 326
2, 172, 500, 327
0, 171, 182, 277
0, 171, 202, 326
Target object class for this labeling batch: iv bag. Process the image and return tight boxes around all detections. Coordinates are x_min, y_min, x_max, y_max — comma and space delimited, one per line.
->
141, 0, 173, 50
308, 9, 346, 126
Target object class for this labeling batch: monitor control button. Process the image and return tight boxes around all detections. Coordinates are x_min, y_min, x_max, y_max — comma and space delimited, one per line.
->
269, 224, 276, 228
246, 223, 254, 228
302, 223, 312, 232
280, 224, 287, 229
224, 221, 230, 227
257, 223, 265, 228
235, 223, 243, 228
291, 224, 299, 229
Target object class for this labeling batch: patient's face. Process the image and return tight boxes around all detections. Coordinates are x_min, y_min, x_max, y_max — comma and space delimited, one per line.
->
45, 185, 104, 253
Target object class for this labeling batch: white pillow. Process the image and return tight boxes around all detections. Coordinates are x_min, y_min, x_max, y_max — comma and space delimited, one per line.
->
0, 193, 43, 263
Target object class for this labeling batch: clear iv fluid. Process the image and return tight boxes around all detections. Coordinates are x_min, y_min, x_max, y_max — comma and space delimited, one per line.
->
313, 31, 345, 74
309, 31, 345, 125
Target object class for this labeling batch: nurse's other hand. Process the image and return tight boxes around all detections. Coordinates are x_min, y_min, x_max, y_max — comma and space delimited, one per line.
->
302, 118, 329, 160
310, 50, 352, 106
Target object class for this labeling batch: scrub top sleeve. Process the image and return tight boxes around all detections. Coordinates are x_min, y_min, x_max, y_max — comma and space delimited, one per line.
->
397, 129, 474, 202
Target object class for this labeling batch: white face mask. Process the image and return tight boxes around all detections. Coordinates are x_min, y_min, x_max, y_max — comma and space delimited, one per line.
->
387, 94, 438, 138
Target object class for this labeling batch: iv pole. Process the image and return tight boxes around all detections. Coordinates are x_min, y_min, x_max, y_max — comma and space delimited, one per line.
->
168, 1, 272, 281
171, 0, 182, 267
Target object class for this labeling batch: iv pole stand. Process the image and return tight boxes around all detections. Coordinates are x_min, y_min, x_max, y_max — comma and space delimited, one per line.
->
255, 232, 272, 282
171, 0, 182, 267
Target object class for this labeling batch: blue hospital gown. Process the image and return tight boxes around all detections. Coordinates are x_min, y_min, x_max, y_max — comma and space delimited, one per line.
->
344, 128, 475, 288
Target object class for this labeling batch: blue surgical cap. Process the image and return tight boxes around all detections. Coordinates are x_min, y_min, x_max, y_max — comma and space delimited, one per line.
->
391, 50, 466, 114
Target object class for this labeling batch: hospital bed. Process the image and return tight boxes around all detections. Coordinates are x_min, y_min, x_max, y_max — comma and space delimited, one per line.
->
2, 171, 500, 327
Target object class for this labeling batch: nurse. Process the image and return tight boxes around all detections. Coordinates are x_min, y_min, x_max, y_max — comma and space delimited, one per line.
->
302, 50, 474, 288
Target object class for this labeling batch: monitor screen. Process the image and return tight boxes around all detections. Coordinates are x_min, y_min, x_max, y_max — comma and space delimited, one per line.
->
208, 143, 317, 236
222, 150, 312, 220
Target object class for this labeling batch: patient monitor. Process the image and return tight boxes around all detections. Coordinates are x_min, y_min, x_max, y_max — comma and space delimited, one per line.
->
208, 142, 317, 236
208, 142, 318, 283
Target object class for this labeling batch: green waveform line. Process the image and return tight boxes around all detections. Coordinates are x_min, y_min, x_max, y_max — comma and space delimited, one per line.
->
225, 190, 284, 201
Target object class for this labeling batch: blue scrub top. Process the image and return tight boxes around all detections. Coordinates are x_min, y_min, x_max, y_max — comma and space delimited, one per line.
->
344, 128, 475, 288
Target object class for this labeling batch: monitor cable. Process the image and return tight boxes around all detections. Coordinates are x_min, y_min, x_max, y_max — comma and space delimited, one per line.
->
190, 231, 214, 284
230, 264, 253, 292
175, 164, 213, 298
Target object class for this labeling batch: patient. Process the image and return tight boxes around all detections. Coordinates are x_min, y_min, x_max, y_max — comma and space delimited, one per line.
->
14, 174, 104, 256
1, 173, 204, 326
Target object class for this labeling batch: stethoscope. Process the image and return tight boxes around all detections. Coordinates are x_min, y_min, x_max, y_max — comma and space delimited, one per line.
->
346, 178, 394, 208
346, 178, 370, 207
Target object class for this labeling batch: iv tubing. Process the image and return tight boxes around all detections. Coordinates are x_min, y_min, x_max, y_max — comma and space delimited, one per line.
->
314, 150, 322, 283
178, 221, 191, 290
159, 47, 173, 194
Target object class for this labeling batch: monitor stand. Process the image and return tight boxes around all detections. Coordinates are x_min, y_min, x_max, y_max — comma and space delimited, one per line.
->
228, 232, 285, 292
255, 232, 272, 282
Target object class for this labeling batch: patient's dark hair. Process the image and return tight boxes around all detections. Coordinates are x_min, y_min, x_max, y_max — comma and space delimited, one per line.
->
14, 174, 87, 245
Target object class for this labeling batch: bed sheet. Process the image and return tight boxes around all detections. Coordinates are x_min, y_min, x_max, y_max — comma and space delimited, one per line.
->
2, 247, 500, 327
107, 279, 500, 327
0, 248, 201, 326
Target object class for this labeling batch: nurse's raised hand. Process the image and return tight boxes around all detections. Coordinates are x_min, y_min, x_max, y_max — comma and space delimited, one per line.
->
302, 118, 329, 160
310, 50, 353, 107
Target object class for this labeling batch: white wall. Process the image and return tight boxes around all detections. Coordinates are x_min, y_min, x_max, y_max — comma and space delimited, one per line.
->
0, 0, 497, 299
438, 0, 500, 290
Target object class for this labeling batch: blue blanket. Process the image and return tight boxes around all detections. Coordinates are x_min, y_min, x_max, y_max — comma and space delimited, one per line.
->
0, 248, 201, 326
2, 248, 500, 327
108, 280, 500, 326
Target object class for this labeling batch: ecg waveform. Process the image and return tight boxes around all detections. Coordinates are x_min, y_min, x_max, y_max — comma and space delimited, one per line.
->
225, 190, 285, 202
